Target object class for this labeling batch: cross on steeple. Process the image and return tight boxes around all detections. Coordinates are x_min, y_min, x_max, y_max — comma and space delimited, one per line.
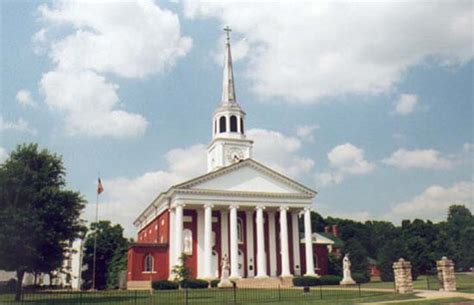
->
224, 26, 232, 41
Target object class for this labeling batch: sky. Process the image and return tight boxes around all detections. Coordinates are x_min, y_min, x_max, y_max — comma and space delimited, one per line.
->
1, 0, 473, 237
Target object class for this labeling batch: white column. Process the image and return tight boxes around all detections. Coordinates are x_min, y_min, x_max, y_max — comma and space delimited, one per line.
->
255, 206, 268, 278
304, 207, 315, 276
175, 202, 185, 266
279, 207, 291, 277
229, 205, 240, 279
291, 211, 301, 276
245, 211, 255, 277
268, 211, 277, 277
169, 208, 176, 278
197, 209, 205, 278
220, 210, 229, 260
203, 204, 214, 279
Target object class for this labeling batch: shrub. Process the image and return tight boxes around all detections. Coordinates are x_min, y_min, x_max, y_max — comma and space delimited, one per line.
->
319, 275, 342, 285
182, 279, 209, 289
293, 276, 320, 287
210, 280, 219, 288
152, 280, 179, 290
352, 272, 370, 283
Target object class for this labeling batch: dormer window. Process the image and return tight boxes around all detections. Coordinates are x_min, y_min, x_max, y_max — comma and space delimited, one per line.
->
230, 115, 238, 132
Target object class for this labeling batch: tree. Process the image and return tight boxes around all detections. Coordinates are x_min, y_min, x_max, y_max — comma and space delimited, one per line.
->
343, 239, 369, 278
378, 238, 406, 282
82, 221, 128, 290
0, 143, 85, 300
446, 205, 474, 270
171, 253, 191, 287
107, 238, 130, 289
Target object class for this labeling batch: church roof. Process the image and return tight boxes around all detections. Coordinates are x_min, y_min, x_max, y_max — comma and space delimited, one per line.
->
133, 158, 317, 226
173, 158, 317, 196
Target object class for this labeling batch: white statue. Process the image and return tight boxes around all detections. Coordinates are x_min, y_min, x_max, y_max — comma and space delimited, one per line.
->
218, 254, 233, 288
340, 253, 356, 285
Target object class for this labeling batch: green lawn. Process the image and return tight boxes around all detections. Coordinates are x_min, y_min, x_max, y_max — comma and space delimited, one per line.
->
381, 297, 473, 305
0, 288, 411, 305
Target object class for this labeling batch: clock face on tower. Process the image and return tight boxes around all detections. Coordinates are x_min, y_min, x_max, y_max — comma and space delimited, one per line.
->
226, 147, 244, 163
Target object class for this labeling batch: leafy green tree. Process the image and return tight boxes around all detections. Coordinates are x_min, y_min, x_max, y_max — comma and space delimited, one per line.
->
107, 238, 130, 289
0, 143, 85, 300
378, 238, 406, 281
446, 205, 474, 270
328, 253, 342, 276
82, 221, 128, 290
171, 253, 191, 287
343, 239, 369, 278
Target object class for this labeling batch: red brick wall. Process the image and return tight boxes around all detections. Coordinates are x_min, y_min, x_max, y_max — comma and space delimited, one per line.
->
127, 245, 169, 281
137, 210, 169, 244
299, 244, 329, 276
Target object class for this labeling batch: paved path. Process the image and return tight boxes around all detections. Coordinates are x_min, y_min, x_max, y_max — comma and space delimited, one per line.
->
357, 289, 474, 304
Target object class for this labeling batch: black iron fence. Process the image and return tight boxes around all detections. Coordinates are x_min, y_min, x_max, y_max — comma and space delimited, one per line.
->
0, 284, 392, 305
425, 273, 473, 291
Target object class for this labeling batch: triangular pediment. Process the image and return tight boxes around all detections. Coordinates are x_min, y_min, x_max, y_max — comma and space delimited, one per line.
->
174, 159, 316, 197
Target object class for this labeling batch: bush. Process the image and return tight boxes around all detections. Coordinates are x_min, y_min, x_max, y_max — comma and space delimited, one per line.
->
210, 280, 219, 288
293, 276, 320, 287
152, 280, 179, 290
352, 272, 370, 283
182, 279, 209, 289
319, 275, 342, 285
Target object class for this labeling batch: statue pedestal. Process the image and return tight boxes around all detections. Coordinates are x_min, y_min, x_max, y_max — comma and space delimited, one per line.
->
217, 279, 233, 288
340, 277, 356, 285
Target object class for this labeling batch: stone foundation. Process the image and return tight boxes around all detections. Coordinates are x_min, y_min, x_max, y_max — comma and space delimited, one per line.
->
437, 257, 456, 291
393, 258, 413, 294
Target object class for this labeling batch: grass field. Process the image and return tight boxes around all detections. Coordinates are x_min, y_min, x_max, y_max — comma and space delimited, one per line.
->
0, 288, 412, 305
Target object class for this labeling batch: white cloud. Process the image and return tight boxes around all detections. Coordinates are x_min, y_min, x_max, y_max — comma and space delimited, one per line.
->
296, 124, 319, 141
184, 1, 472, 102
248, 128, 315, 178
388, 181, 474, 222
394, 94, 418, 115
383, 148, 453, 169
15, 89, 36, 106
0, 116, 37, 135
0, 147, 8, 163
85, 144, 206, 237
463, 142, 474, 153
36, 0, 191, 138
316, 143, 375, 186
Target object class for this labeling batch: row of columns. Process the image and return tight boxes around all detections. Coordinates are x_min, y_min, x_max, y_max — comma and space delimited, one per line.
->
171, 203, 315, 279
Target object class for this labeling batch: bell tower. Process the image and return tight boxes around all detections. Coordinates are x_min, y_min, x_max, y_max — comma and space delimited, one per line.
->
207, 27, 253, 172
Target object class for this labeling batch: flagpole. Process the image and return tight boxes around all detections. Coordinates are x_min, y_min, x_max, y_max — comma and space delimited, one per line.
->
92, 179, 100, 290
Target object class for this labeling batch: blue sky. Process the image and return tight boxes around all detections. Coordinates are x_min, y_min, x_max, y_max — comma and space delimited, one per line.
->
1, 0, 472, 237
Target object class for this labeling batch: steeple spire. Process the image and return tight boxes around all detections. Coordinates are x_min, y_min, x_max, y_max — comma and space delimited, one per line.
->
221, 26, 237, 104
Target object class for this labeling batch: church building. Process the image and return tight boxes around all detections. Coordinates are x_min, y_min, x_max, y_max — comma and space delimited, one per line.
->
127, 30, 327, 288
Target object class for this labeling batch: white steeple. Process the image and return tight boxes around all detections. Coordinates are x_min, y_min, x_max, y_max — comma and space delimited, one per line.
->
207, 27, 253, 172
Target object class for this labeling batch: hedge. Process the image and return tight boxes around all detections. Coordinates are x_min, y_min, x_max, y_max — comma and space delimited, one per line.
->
352, 272, 370, 283
152, 280, 179, 290
293, 276, 320, 287
181, 279, 209, 289
210, 280, 220, 288
319, 275, 342, 285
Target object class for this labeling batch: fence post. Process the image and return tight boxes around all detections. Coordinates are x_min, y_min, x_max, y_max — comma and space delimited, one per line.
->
278, 284, 281, 301
134, 289, 137, 305
79, 290, 83, 305
185, 287, 189, 305
426, 276, 430, 290
233, 282, 237, 305
358, 283, 361, 297
319, 285, 323, 299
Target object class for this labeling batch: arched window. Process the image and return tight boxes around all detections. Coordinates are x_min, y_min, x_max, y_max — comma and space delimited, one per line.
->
144, 254, 154, 272
183, 229, 193, 255
219, 116, 226, 133
240, 118, 244, 134
237, 218, 244, 244
230, 115, 238, 132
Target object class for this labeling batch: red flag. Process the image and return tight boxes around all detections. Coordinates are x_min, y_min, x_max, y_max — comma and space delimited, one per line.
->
97, 178, 104, 195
